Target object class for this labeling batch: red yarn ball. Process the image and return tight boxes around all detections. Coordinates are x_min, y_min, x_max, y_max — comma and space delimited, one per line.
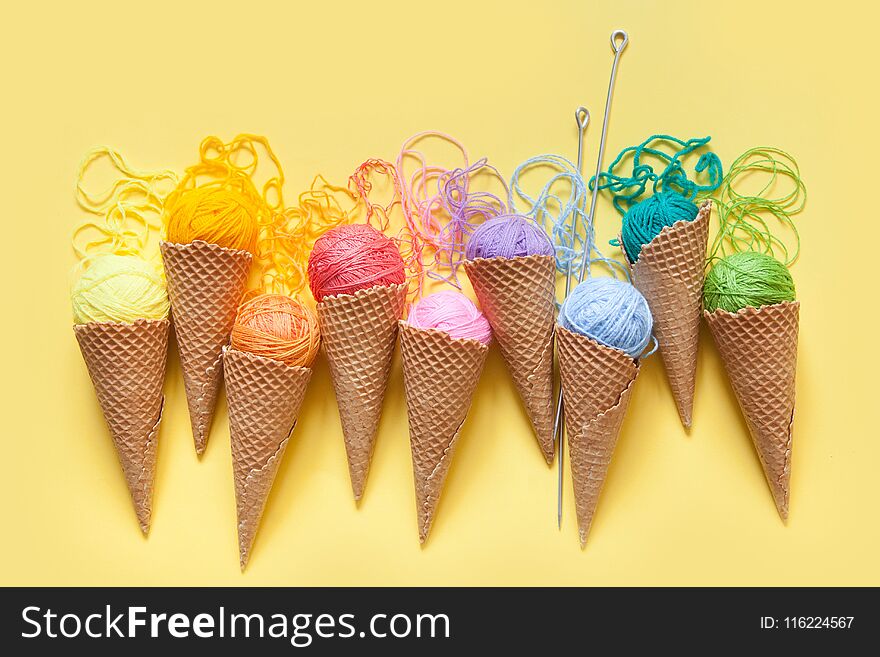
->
307, 224, 406, 301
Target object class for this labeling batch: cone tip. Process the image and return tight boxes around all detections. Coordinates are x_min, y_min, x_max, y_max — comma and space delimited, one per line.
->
578, 528, 591, 549
239, 538, 251, 571
676, 401, 693, 429
136, 506, 152, 536
777, 505, 789, 524
351, 477, 366, 503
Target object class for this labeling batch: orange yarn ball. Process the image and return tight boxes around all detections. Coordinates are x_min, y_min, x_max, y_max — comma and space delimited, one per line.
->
165, 184, 260, 253
231, 294, 320, 368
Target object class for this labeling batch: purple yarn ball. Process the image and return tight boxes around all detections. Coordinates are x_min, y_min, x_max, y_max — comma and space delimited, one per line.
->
465, 214, 554, 260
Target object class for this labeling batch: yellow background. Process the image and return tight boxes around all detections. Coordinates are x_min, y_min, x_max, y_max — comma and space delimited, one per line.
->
1, 0, 877, 586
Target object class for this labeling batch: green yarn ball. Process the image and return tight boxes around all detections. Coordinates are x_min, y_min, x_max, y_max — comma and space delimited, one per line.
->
621, 190, 698, 262
703, 252, 795, 313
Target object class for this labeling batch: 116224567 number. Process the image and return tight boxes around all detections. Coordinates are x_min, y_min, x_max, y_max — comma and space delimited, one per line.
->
783, 617, 854, 629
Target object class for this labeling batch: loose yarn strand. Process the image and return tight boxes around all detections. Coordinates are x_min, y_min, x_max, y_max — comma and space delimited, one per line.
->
702, 147, 804, 313
189, 133, 286, 211
513, 154, 655, 357
509, 154, 626, 282
73, 147, 178, 264
259, 158, 425, 301
707, 147, 805, 267
350, 158, 427, 300
396, 132, 507, 288
591, 134, 723, 214
260, 175, 359, 297
397, 131, 471, 250
433, 158, 508, 284
70, 147, 175, 323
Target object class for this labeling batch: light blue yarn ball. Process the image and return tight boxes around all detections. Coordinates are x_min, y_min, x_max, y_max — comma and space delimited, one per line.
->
559, 277, 653, 358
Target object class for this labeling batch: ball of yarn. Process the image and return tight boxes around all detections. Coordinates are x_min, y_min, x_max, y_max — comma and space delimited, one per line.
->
71, 254, 169, 324
307, 224, 406, 302
231, 294, 320, 368
465, 214, 555, 260
559, 277, 653, 358
703, 251, 795, 314
621, 190, 698, 262
408, 290, 492, 344
165, 185, 260, 254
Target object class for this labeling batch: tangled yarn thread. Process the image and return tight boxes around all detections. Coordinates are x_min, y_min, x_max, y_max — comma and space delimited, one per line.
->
261, 159, 425, 301
397, 132, 507, 287
593, 134, 723, 213
509, 154, 625, 281
704, 147, 805, 312
708, 147, 804, 266
71, 147, 176, 323
593, 135, 722, 261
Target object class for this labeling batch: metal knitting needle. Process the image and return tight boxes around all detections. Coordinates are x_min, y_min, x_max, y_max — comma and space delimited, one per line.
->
555, 29, 629, 528
556, 106, 590, 529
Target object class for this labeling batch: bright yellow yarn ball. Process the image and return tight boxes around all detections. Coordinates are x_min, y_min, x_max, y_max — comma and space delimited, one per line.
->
165, 184, 260, 254
71, 254, 170, 324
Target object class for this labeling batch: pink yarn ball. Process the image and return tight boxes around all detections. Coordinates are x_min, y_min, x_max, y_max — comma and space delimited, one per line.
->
408, 291, 492, 344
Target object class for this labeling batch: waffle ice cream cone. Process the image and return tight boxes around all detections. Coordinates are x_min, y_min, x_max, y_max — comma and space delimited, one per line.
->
317, 283, 407, 501
464, 255, 556, 463
223, 348, 311, 570
74, 318, 170, 534
398, 323, 488, 543
626, 201, 711, 428
161, 240, 252, 456
556, 326, 640, 547
704, 301, 799, 520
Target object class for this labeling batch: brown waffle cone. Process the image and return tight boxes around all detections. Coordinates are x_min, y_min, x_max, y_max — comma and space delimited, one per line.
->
556, 326, 640, 547
464, 255, 556, 464
223, 348, 311, 570
398, 323, 489, 544
317, 283, 408, 501
627, 201, 711, 428
704, 301, 799, 521
161, 240, 252, 456
74, 318, 170, 534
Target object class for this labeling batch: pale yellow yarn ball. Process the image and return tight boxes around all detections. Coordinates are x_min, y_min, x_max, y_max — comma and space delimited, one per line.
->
71, 254, 169, 324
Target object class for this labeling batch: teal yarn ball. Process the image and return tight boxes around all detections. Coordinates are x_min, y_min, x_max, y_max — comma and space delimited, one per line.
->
703, 252, 795, 313
621, 191, 699, 262
559, 277, 653, 358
